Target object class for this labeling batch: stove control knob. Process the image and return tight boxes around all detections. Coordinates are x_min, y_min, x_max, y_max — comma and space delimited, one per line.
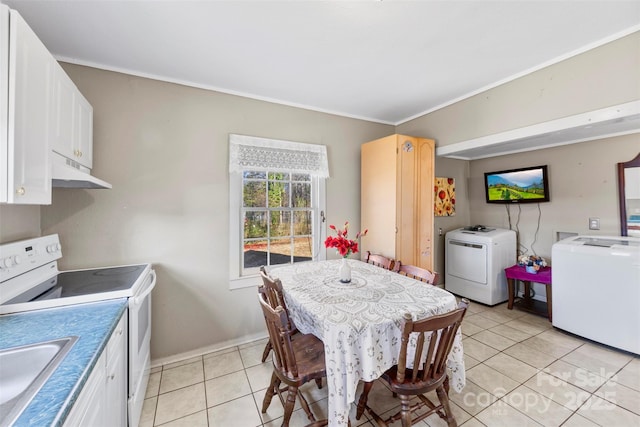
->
2, 257, 14, 268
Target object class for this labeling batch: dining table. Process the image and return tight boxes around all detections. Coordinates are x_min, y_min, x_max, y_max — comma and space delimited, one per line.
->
268, 258, 466, 427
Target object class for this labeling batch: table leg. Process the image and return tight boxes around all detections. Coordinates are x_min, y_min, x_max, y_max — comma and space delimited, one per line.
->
546, 285, 552, 322
507, 278, 515, 309
523, 281, 531, 303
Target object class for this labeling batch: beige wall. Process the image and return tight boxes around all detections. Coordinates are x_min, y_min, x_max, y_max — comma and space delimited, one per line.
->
39, 64, 392, 361
398, 31, 639, 279
399, 32, 639, 147
468, 134, 637, 259
0, 205, 40, 242
2, 30, 638, 361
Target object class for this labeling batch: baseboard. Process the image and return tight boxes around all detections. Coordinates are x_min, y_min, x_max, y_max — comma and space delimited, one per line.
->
151, 331, 268, 368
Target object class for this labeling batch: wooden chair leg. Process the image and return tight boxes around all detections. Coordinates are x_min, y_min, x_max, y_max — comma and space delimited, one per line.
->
282, 386, 298, 427
436, 385, 457, 427
355, 381, 373, 420
399, 395, 412, 427
297, 389, 316, 421
262, 372, 278, 413
261, 341, 272, 362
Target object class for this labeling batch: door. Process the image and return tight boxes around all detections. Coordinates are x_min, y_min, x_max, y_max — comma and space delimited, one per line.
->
447, 238, 488, 284
416, 137, 435, 271
6, 9, 53, 204
361, 135, 398, 259
397, 135, 435, 271
52, 63, 93, 170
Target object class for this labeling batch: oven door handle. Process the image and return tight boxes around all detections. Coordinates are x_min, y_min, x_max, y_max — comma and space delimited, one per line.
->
133, 269, 156, 305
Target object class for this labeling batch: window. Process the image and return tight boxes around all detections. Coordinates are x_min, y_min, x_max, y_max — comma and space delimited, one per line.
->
229, 135, 328, 288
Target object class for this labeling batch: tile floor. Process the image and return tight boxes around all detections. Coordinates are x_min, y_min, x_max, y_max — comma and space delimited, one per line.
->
140, 301, 640, 427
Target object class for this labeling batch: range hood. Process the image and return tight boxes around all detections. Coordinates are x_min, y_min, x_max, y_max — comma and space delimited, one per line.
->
436, 100, 640, 160
51, 152, 112, 189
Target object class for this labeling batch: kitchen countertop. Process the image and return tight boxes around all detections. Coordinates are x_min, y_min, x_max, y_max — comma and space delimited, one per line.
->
0, 299, 127, 427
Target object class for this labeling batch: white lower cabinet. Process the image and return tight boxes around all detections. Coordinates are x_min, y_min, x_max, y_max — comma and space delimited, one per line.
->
63, 349, 106, 426
106, 314, 128, 426
64, 314, 128, 426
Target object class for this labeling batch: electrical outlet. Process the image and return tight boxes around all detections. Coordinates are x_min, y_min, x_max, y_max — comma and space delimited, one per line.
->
589, 218, 600, 230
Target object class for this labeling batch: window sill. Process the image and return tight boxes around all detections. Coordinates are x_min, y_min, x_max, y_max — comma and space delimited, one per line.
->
229, 275, 261, 290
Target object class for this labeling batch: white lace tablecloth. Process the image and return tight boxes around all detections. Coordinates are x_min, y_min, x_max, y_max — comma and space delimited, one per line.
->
269, 259, 465, 427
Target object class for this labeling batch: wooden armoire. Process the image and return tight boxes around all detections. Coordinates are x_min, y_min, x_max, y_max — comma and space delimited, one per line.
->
360, 134, 435, 271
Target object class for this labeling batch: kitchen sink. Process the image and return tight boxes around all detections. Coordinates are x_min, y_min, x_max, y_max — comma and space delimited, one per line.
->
0, 336, 78, 427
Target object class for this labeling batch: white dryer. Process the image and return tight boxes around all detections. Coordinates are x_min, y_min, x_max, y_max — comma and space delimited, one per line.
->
445, 227, 516, 305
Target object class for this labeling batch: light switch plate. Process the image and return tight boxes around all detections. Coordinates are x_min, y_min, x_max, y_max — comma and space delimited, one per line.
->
589, 218, 600, 230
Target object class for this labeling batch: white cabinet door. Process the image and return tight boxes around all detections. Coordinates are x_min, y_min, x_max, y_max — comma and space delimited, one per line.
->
52, 64, 76, 161
0, 5, 9, 203
76, 91, 93, 169
64, 314, 128, 427
63, 352, 107, 427
5, 9, 53, 204
52, 62, 93, 170
106, 315, 128, 426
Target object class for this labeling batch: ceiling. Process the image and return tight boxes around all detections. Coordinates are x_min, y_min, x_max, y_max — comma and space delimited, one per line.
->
3, 1, 639, 125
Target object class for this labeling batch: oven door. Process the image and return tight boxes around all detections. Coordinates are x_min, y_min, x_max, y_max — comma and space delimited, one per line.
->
127, 269, 156, 427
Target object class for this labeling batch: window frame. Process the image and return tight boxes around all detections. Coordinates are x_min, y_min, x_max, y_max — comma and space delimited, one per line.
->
229, 169, 326, 290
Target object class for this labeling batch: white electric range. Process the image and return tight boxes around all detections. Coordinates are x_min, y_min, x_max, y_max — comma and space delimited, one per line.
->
0, 234, 156, 427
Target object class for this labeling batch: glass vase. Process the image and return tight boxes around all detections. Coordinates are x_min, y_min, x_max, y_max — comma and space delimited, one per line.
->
339, 257, 352, 283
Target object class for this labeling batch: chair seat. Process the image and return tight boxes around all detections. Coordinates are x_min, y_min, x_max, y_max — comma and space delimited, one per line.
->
287, 332, 326, 382
381, 366, 446, 395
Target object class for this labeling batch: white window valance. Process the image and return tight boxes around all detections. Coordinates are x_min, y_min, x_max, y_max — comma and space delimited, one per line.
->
229, 134, 330, 178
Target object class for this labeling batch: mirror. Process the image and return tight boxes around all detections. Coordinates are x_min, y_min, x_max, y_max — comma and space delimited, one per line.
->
618, 152, 640, 236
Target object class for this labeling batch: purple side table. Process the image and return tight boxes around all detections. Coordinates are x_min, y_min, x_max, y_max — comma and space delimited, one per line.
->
505, 265, 552, 321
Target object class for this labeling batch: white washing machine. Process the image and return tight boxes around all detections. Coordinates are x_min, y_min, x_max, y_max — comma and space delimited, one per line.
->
552, 235, 640, 354
445, 227, 516, 305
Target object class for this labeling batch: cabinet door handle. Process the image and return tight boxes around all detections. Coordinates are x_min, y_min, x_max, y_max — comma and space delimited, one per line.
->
16, 187, 25, 196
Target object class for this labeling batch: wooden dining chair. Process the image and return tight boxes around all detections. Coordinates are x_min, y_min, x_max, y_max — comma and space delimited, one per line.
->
259, 266, 298, 362
258, 287, 328, 427
355, 298, 470, 427
365, 251, 395, 270
394, 262, 439, 285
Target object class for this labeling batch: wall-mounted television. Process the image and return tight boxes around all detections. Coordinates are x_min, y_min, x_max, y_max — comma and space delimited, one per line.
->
484, 165, 550, 204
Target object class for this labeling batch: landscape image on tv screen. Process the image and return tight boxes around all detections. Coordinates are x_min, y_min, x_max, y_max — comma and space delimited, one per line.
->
485, 166, 549, 203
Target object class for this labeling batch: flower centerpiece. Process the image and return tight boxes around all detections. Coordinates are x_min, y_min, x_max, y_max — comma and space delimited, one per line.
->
325, 222, 367, 283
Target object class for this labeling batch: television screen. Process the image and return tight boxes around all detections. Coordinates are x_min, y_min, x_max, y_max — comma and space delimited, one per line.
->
484, 165, 550, 204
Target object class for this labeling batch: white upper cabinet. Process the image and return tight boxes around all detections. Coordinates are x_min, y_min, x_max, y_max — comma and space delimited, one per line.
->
1, 5, 54, 204
52, 63, 93, 170
1, 5, 98, 204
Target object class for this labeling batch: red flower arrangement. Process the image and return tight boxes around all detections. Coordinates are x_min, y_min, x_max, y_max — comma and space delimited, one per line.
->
324, 222, 368, 258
